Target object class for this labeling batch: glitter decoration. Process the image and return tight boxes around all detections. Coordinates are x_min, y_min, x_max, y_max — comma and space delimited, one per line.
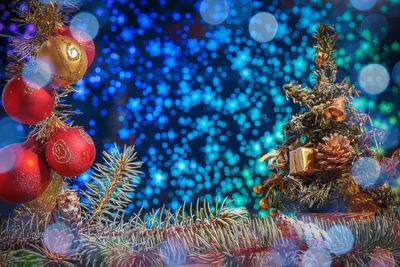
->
52, 139, 72, 164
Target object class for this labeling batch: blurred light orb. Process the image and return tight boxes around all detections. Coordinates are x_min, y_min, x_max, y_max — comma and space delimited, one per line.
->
70, 12, 99, 40
302, 247, 332, 267
249, 12, 278, 43
270, 238, 299, 266
350, 0, 376, 11
351, 157, 381, 188
0, 142, 22, 174
0, 117, 24, 149
42, 223, 73, 255
326, 224, 354, 255
21, 58, 53, 88
372, 115, 399, 150
227, 0, 253, 24
361, 14, 389, 41
159, 236, 189, 266
369, 248, 395, 267
359, 63, 390, 95
392, 61, 400, 87
199, 0, 230, 25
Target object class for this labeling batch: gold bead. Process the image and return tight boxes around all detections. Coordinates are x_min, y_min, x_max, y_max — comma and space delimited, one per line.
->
253, 184, 265, 195
259, 197, 270, 209
37, 35, 88, 87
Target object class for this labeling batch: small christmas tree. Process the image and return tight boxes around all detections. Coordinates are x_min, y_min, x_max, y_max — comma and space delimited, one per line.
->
254, 23, 398, 214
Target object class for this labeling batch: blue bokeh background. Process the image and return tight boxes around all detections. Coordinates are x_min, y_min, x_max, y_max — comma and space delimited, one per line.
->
1, 0, 400, 216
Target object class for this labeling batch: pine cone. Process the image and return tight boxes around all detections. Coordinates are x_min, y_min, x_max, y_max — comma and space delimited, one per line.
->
317, 133, 353, 171
52, 189, 82, 230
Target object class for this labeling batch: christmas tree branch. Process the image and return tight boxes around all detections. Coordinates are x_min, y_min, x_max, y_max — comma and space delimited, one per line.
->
80, 144, 142, 224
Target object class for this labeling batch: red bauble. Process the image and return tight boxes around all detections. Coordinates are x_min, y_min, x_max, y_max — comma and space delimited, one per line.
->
0, 142, 51, 203
56, 26, 96, 67
45, 128, 96, 176
2, 75, 55, 125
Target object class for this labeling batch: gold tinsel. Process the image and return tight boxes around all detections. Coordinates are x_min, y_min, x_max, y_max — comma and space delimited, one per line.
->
24, 171, 64, 214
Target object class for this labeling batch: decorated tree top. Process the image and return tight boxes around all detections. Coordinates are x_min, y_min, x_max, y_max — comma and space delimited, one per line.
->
254, 23, 399, 214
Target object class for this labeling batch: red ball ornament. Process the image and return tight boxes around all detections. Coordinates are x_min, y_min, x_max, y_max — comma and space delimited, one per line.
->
2, 75, 55, 125
0, 142, 51, 203
45, 128, 96, 176
56, 26, 96, 67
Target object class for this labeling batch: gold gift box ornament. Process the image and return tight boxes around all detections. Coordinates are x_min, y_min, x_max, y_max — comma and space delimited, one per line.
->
289, 147, 321, 176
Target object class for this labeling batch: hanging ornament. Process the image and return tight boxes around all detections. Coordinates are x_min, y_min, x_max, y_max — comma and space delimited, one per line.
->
37, 35, 88, 87
45, 127, 95, 176
55, 26, 95, 67
2, 74, 55, 125
289, 147, 320, 176
0, 142, 51, 203
317, 133, 353, 171
324, 96, 346, 122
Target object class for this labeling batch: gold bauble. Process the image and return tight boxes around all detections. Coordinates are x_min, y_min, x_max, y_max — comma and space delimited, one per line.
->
259, 197, 270, 209
37, 35, 88, 87
253, 184, 265, 195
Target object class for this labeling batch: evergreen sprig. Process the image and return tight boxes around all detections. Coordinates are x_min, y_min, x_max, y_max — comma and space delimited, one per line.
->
80, 144, 142, 224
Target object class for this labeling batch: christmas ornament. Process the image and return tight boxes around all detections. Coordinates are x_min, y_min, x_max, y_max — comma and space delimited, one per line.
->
2, 74, 55, 125
259, 197, 270, 209
55, 26, 95, 67
347, 192, 378, 213
37, 35, 88, 87
0, 142, 50, 203
45, 127, 95, 176
289, 147, 320, 176
324, 96, 346, 122
317, 133, 353, 171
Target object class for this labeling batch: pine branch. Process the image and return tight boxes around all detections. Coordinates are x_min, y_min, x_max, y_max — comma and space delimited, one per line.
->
80, 144, 142, 224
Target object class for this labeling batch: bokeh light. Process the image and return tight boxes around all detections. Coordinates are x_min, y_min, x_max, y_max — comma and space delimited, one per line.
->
352, 157, 381, 189
0, 117, 25, 148
159, 236, 189, 266
326, 224, 354, 255
199, 0, 230, 25
361, 14, 389, 41
22, 57, 53, 88
350, 0, 377, 11
359, 64, 390, 95
0, 142, 21, 174
369, 248, 395, 267
302, 247, 332, 267
249, 12, 278, 43
227, 0, 252, 24
270, 238, 299, 266
42, 222, 74, 255
70, 12, 100, 40
392, 61, 400, 87
372, 114, 399, 150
